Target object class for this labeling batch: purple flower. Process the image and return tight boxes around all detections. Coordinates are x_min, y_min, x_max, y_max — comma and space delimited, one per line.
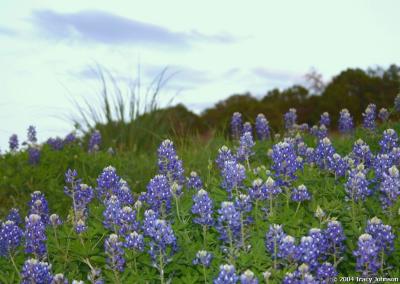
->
345, 166, 371, 202
231, 112, 243, 140
234, 194, 252, 214
353, 234, 380, 276
96, 166, 133, 204
373, 154, 393, 181
378, 108, 389, 122
216, 202, 242, 245
316, 262, 337, 282
324, 220, 345, 257
313, 137, 336, 171
338, 109, 354, 134
308, 228, 328, 257
379, 129, 398, 154
320, 112, 330, 127
47, 137, 64, 151
295, 236, 319, 269
278, 235, 297, 260
28, 146, 41, 165
87, 267, 104, 284
64, 132, 77, 144
49, 214, 62, 228
365, 217, 395, 254
240, 270, 258, 284
0, 220, 23, 257
248, 179, 267, 201
187, 171, 203, 190
88, 130, 101, 152
283, 264, 317, 284
243, 122, 252, 135
291, 185, 311, 202
379, 166, 400, 208
255, 114, 270, 140
157, 139, 185, 186
143, 175, 172, 215
284, 108, 297, 131
6, 208, 21, 225
192, 189, 214, 227
362, 104, 376, 131
193, 250, 213, 267
214, 264, 239, 284
21, 258, 53, 284
270, 141, 303, 184
8, 134, 19, 152
52, 273, 69, 284
221, 160, 246, 198
25, 214, 47, 259
104, 234, 125, 272
351, 139, 374, 168
236, 132, 255, 163
216, 146, 237, 171
331, 153, 348, 178
124, 231, 144, 252
265, 224, 286, 257
28, 191, 50, 225
27, 125, 38, 143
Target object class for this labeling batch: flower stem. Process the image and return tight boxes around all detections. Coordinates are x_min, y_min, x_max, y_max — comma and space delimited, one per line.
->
9, 253, 20, 281
202, 264, 207, 284
159, 249, 165, 284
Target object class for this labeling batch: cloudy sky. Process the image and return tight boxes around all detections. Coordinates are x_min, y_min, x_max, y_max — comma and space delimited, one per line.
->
1, 0, 399, 149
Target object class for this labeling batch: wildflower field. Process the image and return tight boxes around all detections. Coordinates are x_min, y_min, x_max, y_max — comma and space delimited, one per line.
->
1, 101, 400, 283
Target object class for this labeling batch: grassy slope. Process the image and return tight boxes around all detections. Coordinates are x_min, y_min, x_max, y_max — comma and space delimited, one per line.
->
0, 122, 400, 282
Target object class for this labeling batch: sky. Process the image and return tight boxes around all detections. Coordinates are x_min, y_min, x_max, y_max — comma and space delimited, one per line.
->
1, 0, 399, 149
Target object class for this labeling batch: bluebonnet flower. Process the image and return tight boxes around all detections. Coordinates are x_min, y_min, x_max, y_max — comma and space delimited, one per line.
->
8, 134, 19, 152
248, 178, 267, 201
305, 147, 315, 164
308, 228, 328, 257
143, 175, 172, 216
362, 104, 377, 131
255, 114, 270, 140
313, 137, 335, 170
95, 166, 133, 204
316, 125, 328, 139
52, 273, 69, 284
291, 185, 311, 202
331, 153, 348, 178
379, 129, 398, 154
217, 202, 242, 246
353, 233, 380, 276
240, 270, 258, 284
28, 146, 41, 165
21, 258, 53, 284
157, 139, 185, 186
378, 108, 389, 122
379, 165, 400, 208
243, 122, 252, 135
231, 112, 243, 140
187, 171, 203, 190
320, 112, 330, 127
299, 123, 309, 132
27, 125, 38, 143
124, 231, 144, 252
64, 132, 77, 144
297, 141, 308, 157
47, 137, 64, 151
295, 236, 319, 269
88, 130, 101, 152
49, 214, 62, 228
87, 267, 104, 284
265, 224, 286, 258
391, 147, 400, 164
278, 235, 297, 260
310, 125, 319, 137
270, 141, 303, 184
103, 195, 121, 232
0, 220, 23, 257
6, 208, 21, 225
394, 93, 400, 112
221, 160, 246, 198
64, 169, 94, 233
316, 262, 337, 282
351, 139, 374, 168
105, 234, 125, 272
25, 214, 47, 259
338, 109, 354, 134
234, 194, 252, 214
284, 108, 297, 131
28, 191, 50, 225
373, 154, 393, 181
146, 219, 177, 270
324, 220, 346, 258
237, 132, 255, 163
264, 177, 282, 202
283, 264, 317, 284
216, 146, 237, 171
192, 189, 214, 227
193, 250, 213, 267
345, 166, 371, 202
365, 217, 395, 254
214, 264, 239, 284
